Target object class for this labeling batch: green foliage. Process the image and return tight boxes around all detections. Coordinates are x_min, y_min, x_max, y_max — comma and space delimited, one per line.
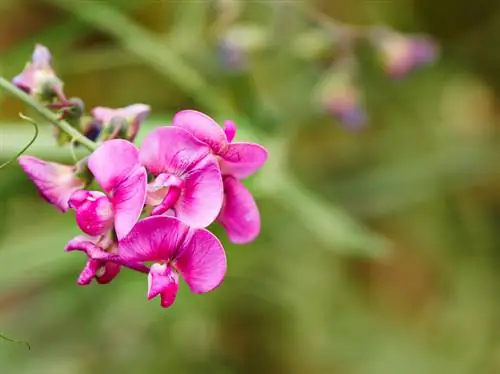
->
1, 1, 500, 373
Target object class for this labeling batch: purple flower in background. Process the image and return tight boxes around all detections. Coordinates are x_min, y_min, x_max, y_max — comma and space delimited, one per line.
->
140, 126, 224, 228
18, 156, 88, 212
218, 37, 247, 72
374, 31, 438, 78
118, 216, 227, 308
91, 104, 150, 142
68, 139, 147, 240
12, 44, 64, 101
173, 110, 268, 243
315, 65, 368, 129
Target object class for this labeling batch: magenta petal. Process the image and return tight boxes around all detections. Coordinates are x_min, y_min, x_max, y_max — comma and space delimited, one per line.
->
18, 156, 85, 212
69, 190, 114, 237
218, 176, 260, 244
175, 156, 223, 228
118, 216, 189, 263
147, 263, 179, 308
88, 139, 141, 193
176, 227, 226, 293
96, 262, 121, 284
78, 259, 101, 285
112, 167, 147, 240
172, 110, 228, 153
65, 235, 98, 253
139, 126, 210, 176
220, 142, 268, 179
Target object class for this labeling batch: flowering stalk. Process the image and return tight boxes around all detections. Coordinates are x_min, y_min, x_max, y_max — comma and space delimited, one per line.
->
0, 77, 97, 151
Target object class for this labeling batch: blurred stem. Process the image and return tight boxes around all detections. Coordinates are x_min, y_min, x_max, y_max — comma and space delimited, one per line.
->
0, 78, 97, 151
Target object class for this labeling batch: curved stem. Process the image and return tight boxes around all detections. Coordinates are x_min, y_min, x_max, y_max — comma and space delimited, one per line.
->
0, 77, 97, 151
0, 332, 30, 350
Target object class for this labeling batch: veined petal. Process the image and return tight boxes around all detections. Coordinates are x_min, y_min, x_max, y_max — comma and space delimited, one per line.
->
69, 190, 114, 237
18, 155, 85, 212
147, 263, 179, 308
218, 176, 260, 244
175, 227, 226, 293
139, 126, 210, 176
112, 167, 148, 240
118, 216, 189, 263
175, 156, 224, 228
172, 110, 228, 153
88, 139, 141, 193
220, 142, 268, 179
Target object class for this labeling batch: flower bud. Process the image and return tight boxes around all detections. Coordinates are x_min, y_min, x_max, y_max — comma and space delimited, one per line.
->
12, 44, 65, 103
90, 104, 150, 142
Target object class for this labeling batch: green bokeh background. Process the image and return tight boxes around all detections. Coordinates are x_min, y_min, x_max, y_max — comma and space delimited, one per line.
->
1, 0, 500, 373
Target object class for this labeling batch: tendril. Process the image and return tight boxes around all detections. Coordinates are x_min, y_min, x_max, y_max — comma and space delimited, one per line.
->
0, 332, 31, 350
0, 113, 39, 170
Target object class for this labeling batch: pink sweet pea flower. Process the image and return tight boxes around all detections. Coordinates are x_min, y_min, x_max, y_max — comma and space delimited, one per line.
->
68, 139, 147, 240
18, 156, 89, 212
65, 236, 122, 285
139, 126, 224, 228
118, 216, 227, 308
91, 104, 150, 142
12, 44, 64, 101
65, 235, 149, 285
172, 110, 267, 243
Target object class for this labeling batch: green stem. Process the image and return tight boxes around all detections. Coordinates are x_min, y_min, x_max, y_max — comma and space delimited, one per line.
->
0, 77, 97, 151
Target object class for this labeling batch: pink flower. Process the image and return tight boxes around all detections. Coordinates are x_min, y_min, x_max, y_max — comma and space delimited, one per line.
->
65, 236, 122, 285
18, 156, 88, 212
118, 216, 227, 308
375, 31, 438, 78
65, 235, 149, 285
12, 44, 64, 101
172, 110, 267, 243
139, 126, 224, 228
91, 104, 150, 142
68, 139, 147, 240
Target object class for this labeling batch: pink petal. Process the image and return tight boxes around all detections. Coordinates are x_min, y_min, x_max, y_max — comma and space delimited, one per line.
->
91, 107, 116, 124
18, 155, 85, 212
174, 156, 224, 228
223, 120, 237, 143
112, 167, 148, 240
32, 44, 52, 67
218, 176, 260, 244
139, 126, 210, 176
147, 263, 179, 308
68, 190, 114, 237
121, 104, 150, 140
96, 261, 121, 284
78, 259, 101, 285
220, 142, 268, 179
172, 110, 228, 153
118, 216, 189, 263
88, 139, 141, 193
176, 227, 226, 293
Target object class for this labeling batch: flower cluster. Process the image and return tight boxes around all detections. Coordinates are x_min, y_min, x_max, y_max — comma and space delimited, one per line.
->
15, 45, 267, 308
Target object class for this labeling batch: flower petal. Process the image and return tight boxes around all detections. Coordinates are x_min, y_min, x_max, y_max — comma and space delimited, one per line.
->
172, 110, 228, 153
68, 190, 114, 237
139, 126, 210, 176
18, 156, 85, 212
147, 263, 179, 308
118, 216, 189, 263
220, 142, 268, 179
176, 227, 227, 293
96, 261, 121, 284
175, 156, 223, 228
88, 139, 141, 193
78, 259, 101, 285
112, 167, 148, 240
218, 176, 260, 244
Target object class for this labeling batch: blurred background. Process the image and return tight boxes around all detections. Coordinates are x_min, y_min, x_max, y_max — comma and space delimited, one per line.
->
1, 0, 500, 373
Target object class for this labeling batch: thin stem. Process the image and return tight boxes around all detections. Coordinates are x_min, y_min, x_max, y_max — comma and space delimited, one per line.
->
0, 77, 97, 151
0, 113, 39, 170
